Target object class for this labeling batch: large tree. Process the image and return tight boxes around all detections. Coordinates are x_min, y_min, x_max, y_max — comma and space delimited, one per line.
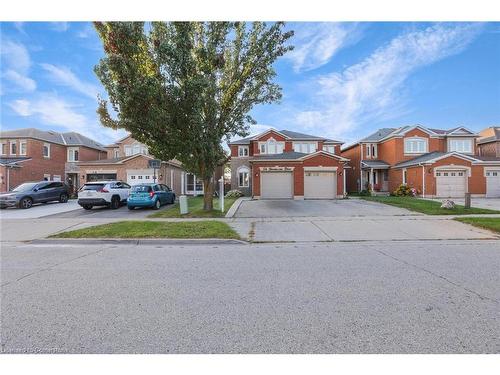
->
94, 22, 293, 210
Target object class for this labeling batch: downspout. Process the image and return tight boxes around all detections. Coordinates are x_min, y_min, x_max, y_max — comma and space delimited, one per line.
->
359, 144, 363, 191
419, 163, 425, 198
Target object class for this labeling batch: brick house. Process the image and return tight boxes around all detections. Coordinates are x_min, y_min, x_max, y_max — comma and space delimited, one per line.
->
77, 134, 223, 196
341, 125, 500, 198
228, 129, 348, 199
477, 127, 500, 157
0, 128, 107, 193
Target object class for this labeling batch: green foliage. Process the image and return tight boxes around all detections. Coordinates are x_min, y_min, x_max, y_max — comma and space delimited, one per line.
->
225, 189, 244, 198
148, 195, 237, 218
393, 184, 412, 196
359, 189, 372, 197
93, 22, 294, 210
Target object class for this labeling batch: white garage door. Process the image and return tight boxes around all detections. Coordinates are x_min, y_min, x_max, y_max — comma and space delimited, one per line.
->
261, 172, 293, 199
436, 170, 467, 198
486, 170, 500, 198
127, 172, 154, 185
304, 171, 336, 199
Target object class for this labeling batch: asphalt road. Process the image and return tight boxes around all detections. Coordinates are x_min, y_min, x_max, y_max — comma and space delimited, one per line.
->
1, 240, 499, 353
44, 202, 175, 219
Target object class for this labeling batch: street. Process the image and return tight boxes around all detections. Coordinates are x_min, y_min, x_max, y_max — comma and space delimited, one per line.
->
1, 239, 499, 353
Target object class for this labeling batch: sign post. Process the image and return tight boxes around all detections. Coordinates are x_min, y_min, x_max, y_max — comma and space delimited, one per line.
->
219, 177, 224, 213
148, 159, 161, 183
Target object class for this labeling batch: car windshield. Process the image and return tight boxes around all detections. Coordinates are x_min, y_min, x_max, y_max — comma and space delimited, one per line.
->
12, 182, 39, 192
131, 185, 152, 193
82, 184, 105, 191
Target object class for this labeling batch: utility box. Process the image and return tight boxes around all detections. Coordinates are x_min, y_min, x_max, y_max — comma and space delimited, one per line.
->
179, 195, 188, 214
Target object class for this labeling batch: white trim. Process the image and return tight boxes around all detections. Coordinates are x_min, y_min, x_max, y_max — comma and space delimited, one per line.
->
238, 145, 249, 157
19, 140, 27, 155
433, 165, 471, 177
293, 141, 318, 153
484, 167, 500, 177
303, 166, 338, 172
67, 147, 79, 162
251, 128, 291, 141
447, 138, 474, 154
10, 141, 17, 155
299, 150, 349, 162
42, 143, 50, 158
402, 168, 407, 185
293, 195, 304, 200
447, 126, 476, 135
237, 166, 250, 187
404, 136, 428, 154
0, 142, 6, 156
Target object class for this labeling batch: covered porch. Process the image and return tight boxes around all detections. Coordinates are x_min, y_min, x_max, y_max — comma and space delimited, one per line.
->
361, 160, 391, 194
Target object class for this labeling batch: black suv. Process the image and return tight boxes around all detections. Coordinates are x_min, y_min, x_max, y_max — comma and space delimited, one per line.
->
0, 181, 70, 209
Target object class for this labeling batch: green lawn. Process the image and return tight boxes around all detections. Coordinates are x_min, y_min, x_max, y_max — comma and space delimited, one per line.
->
149, 196, 237, 218
51, 220, 240, 239
455, 217, 500, 234
361, 196, 500, 215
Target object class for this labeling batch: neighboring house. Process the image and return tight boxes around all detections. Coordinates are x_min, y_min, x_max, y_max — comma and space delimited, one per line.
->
0, 128, 107, 193
78, 134, 223, 196
341, 125, 500, 198
477, 127, 500, 157
228, 129, 348, 199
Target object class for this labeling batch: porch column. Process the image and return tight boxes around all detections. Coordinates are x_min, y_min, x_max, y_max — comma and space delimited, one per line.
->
181, 172, 185, 195
370, 168, 374, 191
170, 169, 174, 189
343, 169, 346, 197
193, 174, 197, 196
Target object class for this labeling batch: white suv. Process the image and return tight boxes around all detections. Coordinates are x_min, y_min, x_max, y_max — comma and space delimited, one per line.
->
77, 181, 131, 210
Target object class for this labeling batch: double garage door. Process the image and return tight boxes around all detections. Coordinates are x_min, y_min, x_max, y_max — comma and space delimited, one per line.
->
260, 170, 337, 199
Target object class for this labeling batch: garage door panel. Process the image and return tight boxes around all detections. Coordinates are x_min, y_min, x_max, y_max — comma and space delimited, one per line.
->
436, 170, 466, 198
304, 172, 336, 199
486, 170, 500, 198
261, 172, 293, 199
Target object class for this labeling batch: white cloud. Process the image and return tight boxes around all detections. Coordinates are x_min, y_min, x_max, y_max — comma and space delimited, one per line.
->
286, 23, 363, 72
76, 23, 94, 38
51, 22, 69, 32
40, 63, 100, 100
1, 39, 31, 73
4, 70, 36, 92
293, 23, 483, 140
8, 94, 125, 143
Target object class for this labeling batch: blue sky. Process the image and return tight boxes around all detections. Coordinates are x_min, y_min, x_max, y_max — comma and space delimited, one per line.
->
1, 22, 499, 146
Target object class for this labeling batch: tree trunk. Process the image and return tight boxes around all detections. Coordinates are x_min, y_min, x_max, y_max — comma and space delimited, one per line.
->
203, 178, 214, 211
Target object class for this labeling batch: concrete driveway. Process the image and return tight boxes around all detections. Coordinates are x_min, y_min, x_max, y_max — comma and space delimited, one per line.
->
0, 200, 81, 219
45, 202, 175, 219
427, 197, 500, 211
234, 198, 413, 218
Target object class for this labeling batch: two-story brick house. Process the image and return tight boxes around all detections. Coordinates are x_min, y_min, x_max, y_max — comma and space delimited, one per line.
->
77, 134, 223, 196
477, 127, 500, 157
228, 129, 348, 199
0, 128, 107, 193
341, 125, 500, 198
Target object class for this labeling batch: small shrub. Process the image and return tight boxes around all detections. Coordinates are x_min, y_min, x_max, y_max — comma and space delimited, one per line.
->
225, 189, 244, 198
393, 184, 412, 197
359, 189, 371, 197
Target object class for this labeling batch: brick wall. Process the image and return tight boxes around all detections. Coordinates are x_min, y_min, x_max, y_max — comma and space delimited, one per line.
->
341, 145, 361, 192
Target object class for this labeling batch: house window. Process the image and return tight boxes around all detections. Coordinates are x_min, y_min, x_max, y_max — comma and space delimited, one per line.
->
114, 150, 120, 158
371, 144, 377, 158
259, 138, 284, 154
132, 143, 141, 155
238, 167, 249, 187
449, 139, 473, 153
260, 143, 266, 154
124, 145, 132, 156
366, 144, 371, 157
68, 147, 79, 162
19, 140, 27, 155
293, 142, 317, 154
323, 145, 335, 153
10, 142, 17, 155
238, 146, 249, 157
43, 143, 50, 158
1, 143, 6, 155
402, 169, 407, 184
404, 137, 427, 154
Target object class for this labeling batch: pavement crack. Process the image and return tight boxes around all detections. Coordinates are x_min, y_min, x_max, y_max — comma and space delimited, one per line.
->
372, 248, 499, 304
311, 221, 334, 241
1, 247, 107, 288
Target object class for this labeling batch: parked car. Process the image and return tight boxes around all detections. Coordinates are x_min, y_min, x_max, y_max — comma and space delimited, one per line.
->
77, 181, 131, 210
127, 183, 175, 210
0, 181, 70, 209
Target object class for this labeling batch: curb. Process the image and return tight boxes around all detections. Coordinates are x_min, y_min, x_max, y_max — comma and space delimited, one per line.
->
31, 238, 249, 246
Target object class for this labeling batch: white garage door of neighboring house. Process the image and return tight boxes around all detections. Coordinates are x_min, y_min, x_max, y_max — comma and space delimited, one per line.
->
436, 170, 467, 198
486, 170, 500, 197
261, 172, 293, 199
304, 171, 336, 199
127, 172, 155, 185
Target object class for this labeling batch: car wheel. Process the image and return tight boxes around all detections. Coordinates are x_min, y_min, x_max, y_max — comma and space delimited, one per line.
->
153, 199, 161, 210
111, 196, 120, 209
59, 193, 69, 203
171, 195, 175, 204
127, 205, 135, 210
20, 197, 33, 209
82, 204, 93, 210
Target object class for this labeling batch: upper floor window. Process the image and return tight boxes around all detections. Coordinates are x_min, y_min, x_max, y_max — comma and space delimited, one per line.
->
238, 146, 249, 157
323, 145, 335, 154
10, 142, 17, 155
19, 140, 27, 155
365, 143, 377, 158
43, 143, 50, 158
404, 137, 427, 154
259, 138, 284, 154
293, 142, 317, 154
114, 150, 120, 158
1, 142, 7, 155
449, 139, 473, 153
125, 143, 148, 156
68, 147, 79, 162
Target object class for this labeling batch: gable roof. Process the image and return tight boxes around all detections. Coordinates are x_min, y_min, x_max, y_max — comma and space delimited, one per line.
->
0, 128, 107, 151
229, 128, 342, 145
250, 150, 349, 162
477, 127, 500, 144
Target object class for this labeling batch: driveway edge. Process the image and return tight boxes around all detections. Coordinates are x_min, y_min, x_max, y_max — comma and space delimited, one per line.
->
225, 197, 251, 218
30, 238, 249, 246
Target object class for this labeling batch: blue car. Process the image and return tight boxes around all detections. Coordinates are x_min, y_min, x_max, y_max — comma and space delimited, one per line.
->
127, 183, 175, 210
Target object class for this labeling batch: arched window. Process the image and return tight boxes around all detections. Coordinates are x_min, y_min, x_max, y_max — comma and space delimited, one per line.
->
237, 166, 250, 187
